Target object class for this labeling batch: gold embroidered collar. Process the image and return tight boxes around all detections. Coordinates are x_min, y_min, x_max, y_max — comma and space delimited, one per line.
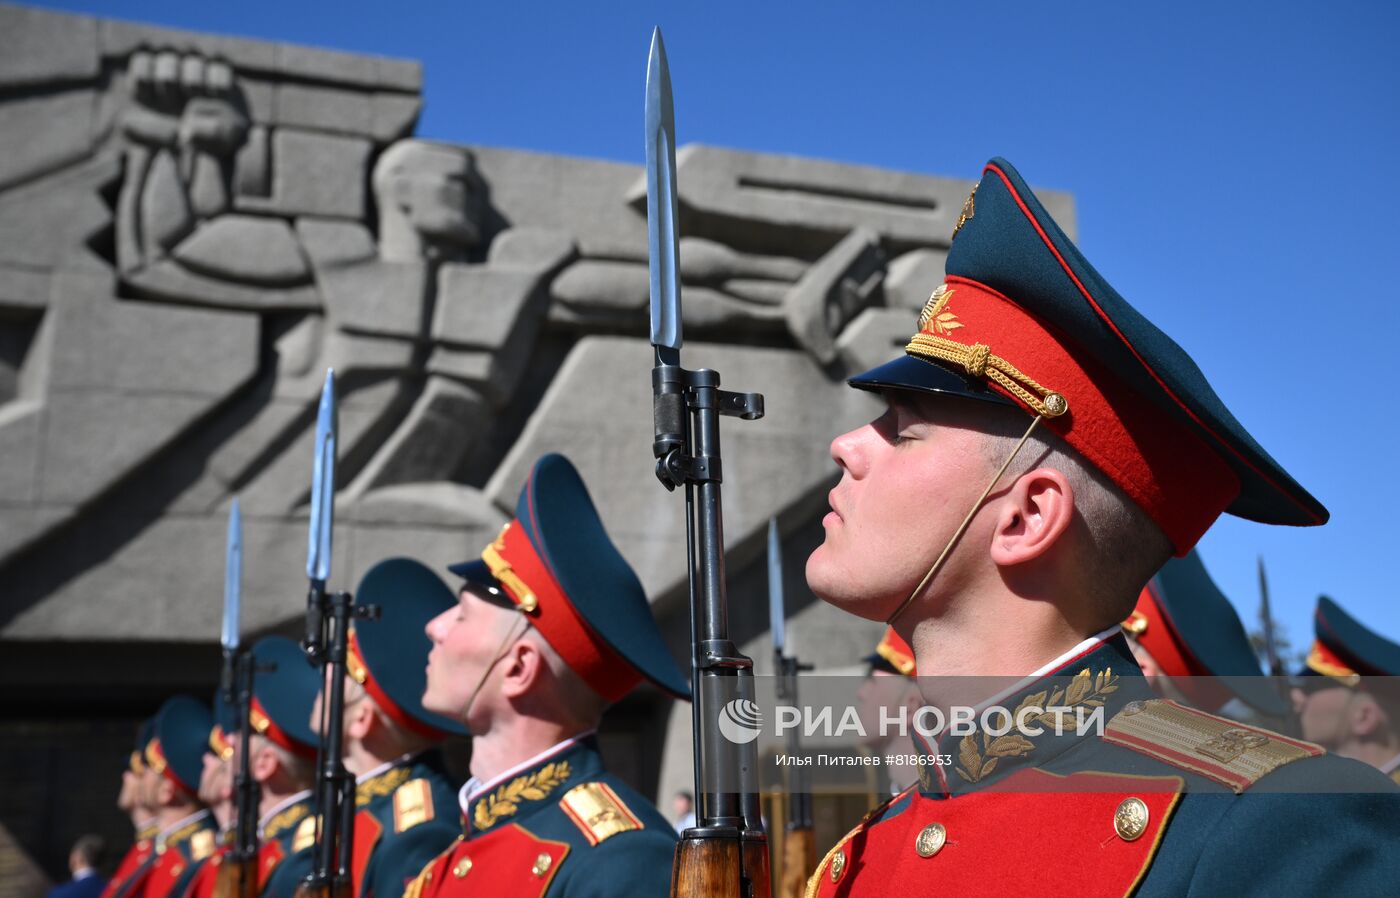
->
357, 765, 413, 807
263, 802, 311, 840
471, 760, 572, 832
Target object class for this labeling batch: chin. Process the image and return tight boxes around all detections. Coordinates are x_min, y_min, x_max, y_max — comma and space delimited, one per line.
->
805, 552, 893, 622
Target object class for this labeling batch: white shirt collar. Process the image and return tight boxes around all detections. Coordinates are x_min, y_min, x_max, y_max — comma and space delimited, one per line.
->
973, 624, 1124, 714
458, 730, 594, 813
1380, 752, 1400, 775
257, 790, 313, 839
921, 624, 1122, 750
72, 869, 97, 881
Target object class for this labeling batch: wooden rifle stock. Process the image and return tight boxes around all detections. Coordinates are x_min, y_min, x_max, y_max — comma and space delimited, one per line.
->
290, 879, 351, 898
210, 856, 257, 898
776, 828, 815, 898
670, 835, 771, 898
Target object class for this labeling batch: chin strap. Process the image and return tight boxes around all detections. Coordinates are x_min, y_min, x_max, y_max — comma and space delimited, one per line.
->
886, 411, 1051, 627
459, 613, 532, 724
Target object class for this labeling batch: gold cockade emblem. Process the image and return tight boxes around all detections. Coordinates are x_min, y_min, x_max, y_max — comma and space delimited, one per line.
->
918, 284, 964, 335
951, 184, 977, 240
472, 761, 571, 830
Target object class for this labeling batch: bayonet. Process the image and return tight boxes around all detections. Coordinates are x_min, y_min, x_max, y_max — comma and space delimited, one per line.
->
768, 518, 785, 656
297, 367, 376, 898
1258, 555, 1282, 678
222, 498, 242, 654
214, 497, 257, 898
647, 28, 769, 898
646, 27, 682, 363
307, 370, 336, 587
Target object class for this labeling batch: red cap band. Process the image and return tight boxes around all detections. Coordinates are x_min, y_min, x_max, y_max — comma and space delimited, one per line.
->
250, 698, 315, 760
485, 521, 640, 703
347, 627, 450, 741
1127, 583, 1233, 712
876, 627, 917, 677
1305, 640, 1360, 684
145, 738, 196, 796
918, 276, 1239, 553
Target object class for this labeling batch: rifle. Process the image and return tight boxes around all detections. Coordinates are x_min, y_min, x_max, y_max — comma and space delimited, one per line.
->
297, 371, 378, 898
768, 519, 814, 898
1257, 556, 1296, 733
646, 28, 771, 898
213, 499, 258, 898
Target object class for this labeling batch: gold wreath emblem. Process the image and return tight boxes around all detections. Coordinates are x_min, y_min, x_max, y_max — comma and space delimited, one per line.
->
956, 667, 1120, 783
472, 761, 571, 830
918, 284, 964, 335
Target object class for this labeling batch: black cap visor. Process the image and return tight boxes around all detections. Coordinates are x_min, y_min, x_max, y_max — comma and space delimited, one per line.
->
849, 354, 1017, 410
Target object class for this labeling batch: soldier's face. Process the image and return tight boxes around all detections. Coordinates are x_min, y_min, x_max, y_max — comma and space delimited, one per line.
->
806, 393, 1003, 621
198, 750, 230, 806
422, 587, 519, 728
1292, 684, 1356, 747
118, 769, 139, 812
137, 765, 161, 808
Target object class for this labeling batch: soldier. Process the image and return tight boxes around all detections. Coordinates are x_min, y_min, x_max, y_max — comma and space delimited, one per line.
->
408, 453, 689, 898
800, 158, 1400, 895
181, 694, 237, 898
101, 721, 159, 898
309, 558, 467, 898
1122, 549, 1290, 719
242, 636, 320, 898
854, 628, 921, 795
1293, 596, 1400, 783
133, 697, 217, 898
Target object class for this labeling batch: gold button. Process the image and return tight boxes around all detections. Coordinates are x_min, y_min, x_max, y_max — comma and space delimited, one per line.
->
1115, 797, 1150, 841
453, 857, 472, 878
531, 852, 553, 877
828, 849, 845, 882
915, 823, 946, 858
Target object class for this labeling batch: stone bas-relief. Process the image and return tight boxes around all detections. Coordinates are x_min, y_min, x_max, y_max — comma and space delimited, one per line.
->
0, 4, 1074, 646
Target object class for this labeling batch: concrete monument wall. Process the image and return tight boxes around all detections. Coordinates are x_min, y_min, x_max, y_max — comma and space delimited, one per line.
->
0, 4, 1074, 885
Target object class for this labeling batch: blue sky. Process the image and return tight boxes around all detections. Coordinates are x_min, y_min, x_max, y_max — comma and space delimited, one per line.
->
36, 1, 1400, 656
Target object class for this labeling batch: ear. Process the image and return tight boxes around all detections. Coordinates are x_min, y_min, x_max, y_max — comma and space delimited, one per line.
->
1351, 694, 1384, 737
345, 690, 377, 741
498, 637, 547, 700
988, 467, 1075, 567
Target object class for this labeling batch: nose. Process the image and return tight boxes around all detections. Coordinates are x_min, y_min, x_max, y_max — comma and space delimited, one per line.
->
1290, 687, 1308, 714
426, 608, 449, 643
830, 425, 870, 479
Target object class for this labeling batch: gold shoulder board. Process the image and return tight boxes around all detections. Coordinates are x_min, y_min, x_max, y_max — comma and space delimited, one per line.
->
1104, 698, 1323, 793
393, 779, 435, 833
557, 782, 642, 846
292, 817, 317, 854
190, 830, 216, 862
